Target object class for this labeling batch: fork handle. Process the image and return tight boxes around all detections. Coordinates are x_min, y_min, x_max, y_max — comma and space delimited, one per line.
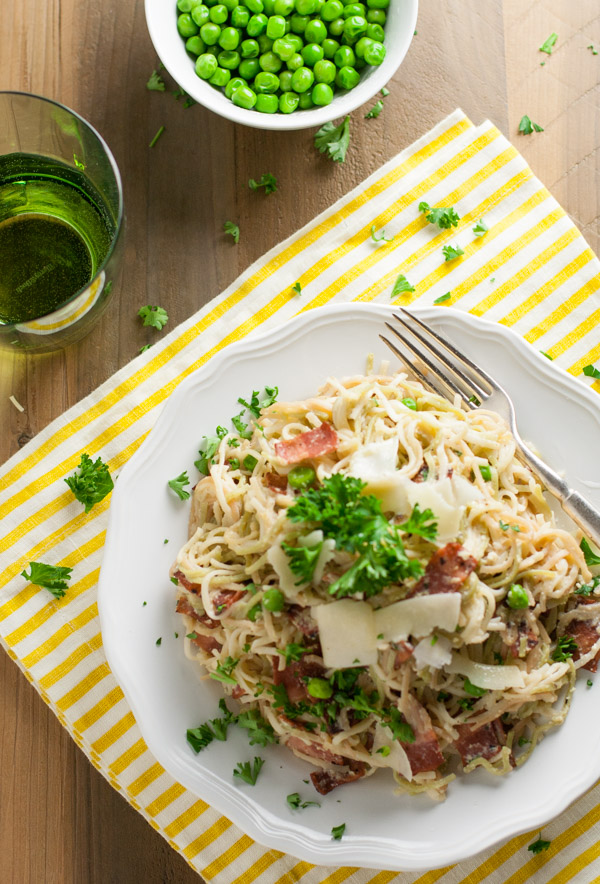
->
521, 448, 600, 549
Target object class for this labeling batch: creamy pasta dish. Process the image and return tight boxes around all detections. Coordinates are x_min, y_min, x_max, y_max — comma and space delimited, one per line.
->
171, 368, 600, 799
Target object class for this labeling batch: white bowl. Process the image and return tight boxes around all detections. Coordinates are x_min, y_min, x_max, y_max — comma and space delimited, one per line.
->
145, 0, 418, 130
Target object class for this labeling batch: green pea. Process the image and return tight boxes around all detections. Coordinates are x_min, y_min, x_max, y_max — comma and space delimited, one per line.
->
321, 0, 343, 18
195, 52, 219, 78
204, 45, 219, 55
366, 7, 385, 22
313, 58, 336, 82
354, 36, 373, 57
254, 70, 280, 92
342, 2, 365, 15
366, 22, 384, 41
304, 18, 327, 42
279, 69, 294, 90
245, 0, 264, 10
307, 677, 333, 699
246, 12, 268, 35
336, 64, 359, 88
286, 52, 304, 70
238, 57, 260, 78
240, 38, 260, 57
259, 50, 283, 71
218, 49, 241, 68
354, 54, 366, 68
177, 0, 194, 11
222, 0, 239, 9
363, 39, 385, 64
321, 37, 340, 57
263, 0, 276, 12
295, 0, 318, 13
366, 0, 388, 7
232, 85, 257, 108
274, 0, 295, 12
291, 65, 314, 91
262, 587, 285, 611
266, 14, 286, 38
209, 3, 228, 22
316, 0, 326, 12
312, 82, 333, 104
328, 17, 345, 35
177, 13, 200, 36
204, 0, 219, 7
209, 66, 231, 86
191, 4, 210, 26
279, 91, 300, 112
286, 33, 304, 49
255, 92, 279, 112
298, 90, 314, 108
200, 21, 221, 43
301, 42, 324, 65
218, 26, 240, 48
290, 12, 309, 32
334, 44, 354, 66
224, 75, 247, 97
287, 465, 316, 488
507, 584, 529, 609
186, 35, 206, 54
257, 33, 274, 51
273, 36, 296, 58
343, 14, 367, 39
231, 5, 250, 25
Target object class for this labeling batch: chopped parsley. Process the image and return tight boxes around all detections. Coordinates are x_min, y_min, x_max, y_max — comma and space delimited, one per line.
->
499, 520, 520, 532
243, 454, 259, 471
210, 656, 239, 684
238, 387, 279, 419
168, 471, 191, 500
575, 576, 600, 597
581, 537, 600, 566
402, 396, 417, 411
433, 292, 451, 304
473, 219, 489, 237
528, 835, 551, 854
156, 637, 162, 646
583, 364, 600, 381
588, 679, 594, 687
20, 562, 73, 599
551, 635, 579, 662
381, 87, 390, 97
249, 173, 278, 194
365, 100, 384, 119
138, 305, 168, 329
384, 706, 415, 742
540, 351, 553, 360
149, 126, 165, 148
370, 225, 394, 243
479, 464, 492, 481
398, 503, 438, 541
418, 202, 460, 230
391, 274, 415, 297
539, 33, 558, 54
463, 677, 487, 697
233, 757, 265, 785
139, 344, 152, 354
331, 823, 346, 841
278, 643, 309, 665
223, 221, 240, 243
377, 745, 390, 756
518, 115, 544, 135
292, 282, 302, 295
64, 453, 114, 513
442, 244, 465, 261
236, 709, 277, 746
146, 69, 166, 91
314, 116, 350, 164
588, 44, 599, 55
287, 792, 320, 809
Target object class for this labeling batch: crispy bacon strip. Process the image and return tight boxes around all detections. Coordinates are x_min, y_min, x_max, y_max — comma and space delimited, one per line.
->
286, 736, 346, 766
393, 641, 414, 668
408, 542, 477, 598
454, 719, 505, 766
310, 763, 367, 795
401, 695, 444, 775
176, 590, 243, 628
565, 619, 600, 672
265, 471, 288, 493
272, 660, 325, 704
190, 633, 222, 653
288, 605, 319, 640
173, 569, 201, 594
275, 423, 338, 464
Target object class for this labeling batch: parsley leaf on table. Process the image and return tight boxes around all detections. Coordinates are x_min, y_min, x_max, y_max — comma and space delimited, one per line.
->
314, 116, 350, 164
434, 292, 452, 304
292, 282, 302, 295
146, 69, 166, 91
233, 757, 265, 785
223, 221, 240, 243
418, 201, 460, 230
528, 834, 551, 854
539, 33, 558, 55
20, 562, 73, 599
442, 244, 464, 261
365, 100, 384, 119
391, 274, 415, 297
64, 453, 114, 513
287, 792, 320, 809
331, 823, 346, 841
248, 173, 278, 195
473, 219, 489, 237
168, 471, 191, 500
518, 115, 544, 135
138, 305, 169, 329
583, 364, 600, 380
370, 225, 394, 243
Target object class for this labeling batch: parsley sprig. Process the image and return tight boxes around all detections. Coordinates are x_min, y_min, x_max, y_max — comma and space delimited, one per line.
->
528, 834, 551, 854
138, 305, 168, 329
249, 173, 278, 195
518, 115, 544, 135
224, 221, 240, 243
65, 453, 114, 513
21, 562, 73, 599
233, 757, 265, 785
168, 471, 191, 500
442, 244, 465, 261
210, 656, 239, 684
281, 539, 323, 585
314, 116, 350, 163
397, 502, 438, 540
287, 792, 320, 809
551, 635, 578, 662
187, 701, 274, 754
391, 274, 415, 297
419, 201, 460, 230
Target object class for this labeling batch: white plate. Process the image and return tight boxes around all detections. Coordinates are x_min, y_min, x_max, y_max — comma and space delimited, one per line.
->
98, 304, 600, 871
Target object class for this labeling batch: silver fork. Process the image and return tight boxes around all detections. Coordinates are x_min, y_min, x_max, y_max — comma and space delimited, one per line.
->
380, 308, 600, 548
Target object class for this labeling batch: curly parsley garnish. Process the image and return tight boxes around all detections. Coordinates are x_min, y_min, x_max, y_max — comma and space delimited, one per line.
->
551, 635, 578, 662
287, 792, 320, 810
442, 244, 465, 261
138, 305, 168, 329
64, 453, 114, 513
418, 201, 460, 230
21, 562, 73, 599
391, 274, 415, 297
168, 471, 191, 500
528, 834, 551, 854
397, 503, 438, 541
314, 116, 350, 164
223, 221, 240, 243
233, 757, 265, 785
248, 173, 278, 195
210, 656, 239, 684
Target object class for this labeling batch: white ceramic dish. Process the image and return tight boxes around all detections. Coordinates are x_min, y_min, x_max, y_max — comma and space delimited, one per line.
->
144, 0, 418, 131
99, 303, 600, 871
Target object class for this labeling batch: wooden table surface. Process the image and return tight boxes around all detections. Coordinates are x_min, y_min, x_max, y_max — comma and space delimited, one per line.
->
1, 1, 598, 881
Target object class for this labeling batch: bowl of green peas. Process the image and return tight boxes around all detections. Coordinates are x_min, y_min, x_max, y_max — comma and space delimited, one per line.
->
145, 0, 418, 129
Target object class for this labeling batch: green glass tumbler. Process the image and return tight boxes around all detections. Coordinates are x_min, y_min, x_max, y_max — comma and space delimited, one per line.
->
0, 92, 124, 352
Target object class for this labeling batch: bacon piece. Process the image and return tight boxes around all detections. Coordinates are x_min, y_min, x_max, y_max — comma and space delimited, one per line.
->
272, 660, 325, 704
288, 605, 319, 640
231, 684, 246, 700
213, 589, 245, 611
408, 542, 477, 598
401, 695, 444, 775
173, 569, 202, 594
413, 462, 429, 483
265, 471, 288, 493
505, 619, 538, 658
310, 764, 366, 795
176, 596, 218, 630
565, 619, 600, 672
190, 633, 222, 653
275, 423, 338, 464
392, 641, 414, 668
286, 736, 346, 766
454, 719, 505, 766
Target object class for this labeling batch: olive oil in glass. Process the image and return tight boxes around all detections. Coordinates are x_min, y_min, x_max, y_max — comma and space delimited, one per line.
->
0, 153, 115, 324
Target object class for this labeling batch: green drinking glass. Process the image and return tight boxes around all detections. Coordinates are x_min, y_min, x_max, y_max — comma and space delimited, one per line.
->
0, 92, 124, 352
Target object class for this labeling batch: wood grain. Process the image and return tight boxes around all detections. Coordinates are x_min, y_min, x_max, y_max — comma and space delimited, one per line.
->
2, 0, 595, 880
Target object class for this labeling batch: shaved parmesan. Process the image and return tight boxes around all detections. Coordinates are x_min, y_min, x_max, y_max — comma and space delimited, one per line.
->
374, 593, 461, 642
371, 722, 413, 780
445, 654, 525, 690
413, 635, 452, 670
349, 438, 398, 483
312, 599, 377, 668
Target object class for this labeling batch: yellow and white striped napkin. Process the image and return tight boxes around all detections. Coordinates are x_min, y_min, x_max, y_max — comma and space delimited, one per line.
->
2, 109, 600, 884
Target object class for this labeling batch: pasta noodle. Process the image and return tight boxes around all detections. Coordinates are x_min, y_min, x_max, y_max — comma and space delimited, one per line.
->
172, 368, 599, 800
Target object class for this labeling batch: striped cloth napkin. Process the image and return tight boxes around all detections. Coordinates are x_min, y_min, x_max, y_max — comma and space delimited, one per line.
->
2, 108, 600, 884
